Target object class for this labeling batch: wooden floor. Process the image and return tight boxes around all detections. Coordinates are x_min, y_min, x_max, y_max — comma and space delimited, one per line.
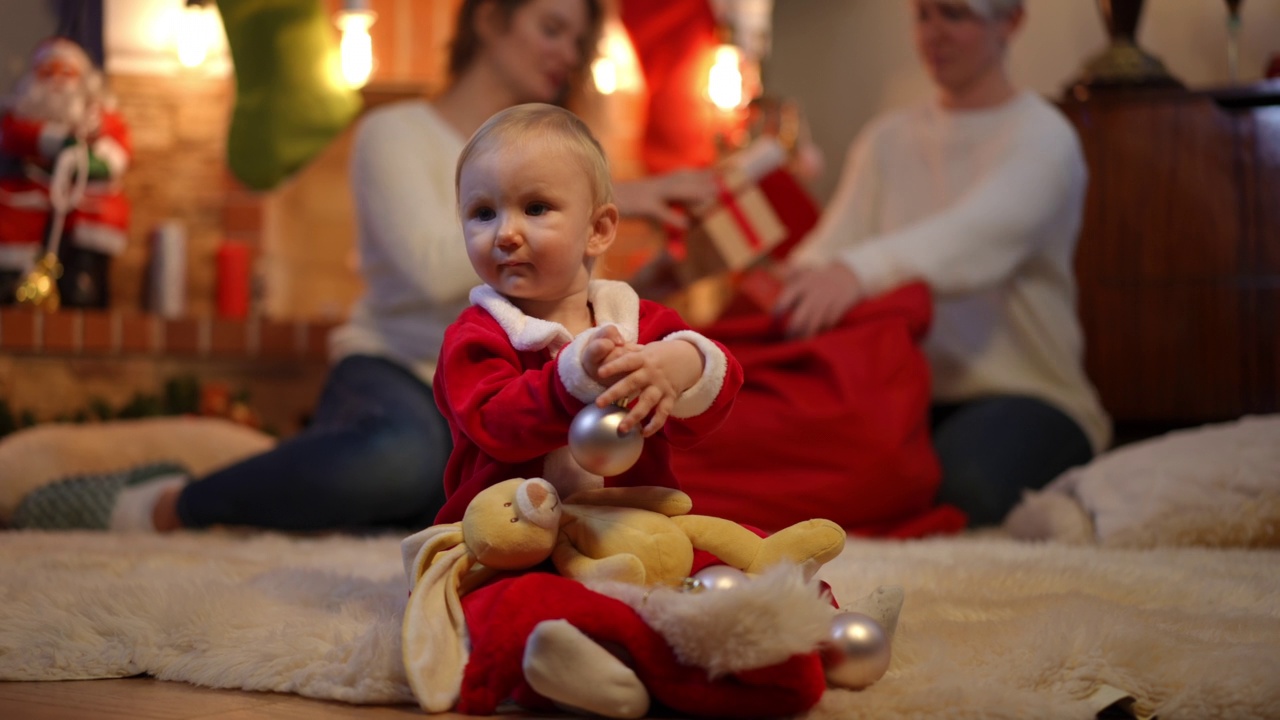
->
0, 677, 486, 720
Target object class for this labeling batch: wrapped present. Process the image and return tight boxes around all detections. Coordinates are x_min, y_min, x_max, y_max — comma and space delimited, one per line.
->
676, 169, 787, 282
669, 138, 821, 312
673, 138, 784, 281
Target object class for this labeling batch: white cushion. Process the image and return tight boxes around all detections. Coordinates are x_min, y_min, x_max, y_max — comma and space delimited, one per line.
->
1005, 414, 1280, 548
0, 417, 274, 523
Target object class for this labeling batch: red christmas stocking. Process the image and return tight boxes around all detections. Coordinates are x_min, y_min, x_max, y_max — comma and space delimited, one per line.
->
618, 0, 721, 174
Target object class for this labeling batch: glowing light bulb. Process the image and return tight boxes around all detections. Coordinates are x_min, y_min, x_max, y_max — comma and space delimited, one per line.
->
592, 56, 618, 95
336, 9, 376, 88
708, 43, 744, 110
592, 21, 642, 96
175, 3, 218, 69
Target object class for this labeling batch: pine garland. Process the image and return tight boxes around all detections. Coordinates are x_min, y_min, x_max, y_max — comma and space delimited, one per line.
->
0, 375, 274, 440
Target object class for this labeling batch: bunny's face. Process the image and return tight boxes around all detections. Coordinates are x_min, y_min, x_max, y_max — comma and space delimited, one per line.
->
463, 477, 563, 570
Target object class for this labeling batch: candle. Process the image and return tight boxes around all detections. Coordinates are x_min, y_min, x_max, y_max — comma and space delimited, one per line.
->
216, 241, 251, 319
149, 221, 186, 318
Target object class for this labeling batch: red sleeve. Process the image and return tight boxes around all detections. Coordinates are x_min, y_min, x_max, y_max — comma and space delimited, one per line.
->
0, 113, 51, 159
436, 309, 587, 464
95, 110, 132, 158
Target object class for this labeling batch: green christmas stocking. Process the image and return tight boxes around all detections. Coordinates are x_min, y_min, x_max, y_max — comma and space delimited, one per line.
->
217, 0, 362, 191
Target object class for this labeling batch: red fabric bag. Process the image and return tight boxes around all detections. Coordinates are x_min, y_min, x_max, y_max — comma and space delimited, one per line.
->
674, 283, 966, 536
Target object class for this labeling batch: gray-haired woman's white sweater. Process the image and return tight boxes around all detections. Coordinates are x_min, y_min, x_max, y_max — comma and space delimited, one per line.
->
792, 91, 1111, 452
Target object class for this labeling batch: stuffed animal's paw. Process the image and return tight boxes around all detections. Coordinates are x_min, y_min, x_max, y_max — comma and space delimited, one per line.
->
748, 518, 846, 574
523, 619, 650, 719
553, 543, 649, 585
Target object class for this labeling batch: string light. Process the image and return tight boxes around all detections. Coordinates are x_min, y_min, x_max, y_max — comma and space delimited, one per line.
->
592, 56, 618, 95
335, 0, 376, 88
708, 43, 745, 110
175, 0, 218, 69
592, 19, 643, 96
706, 1, 771, 112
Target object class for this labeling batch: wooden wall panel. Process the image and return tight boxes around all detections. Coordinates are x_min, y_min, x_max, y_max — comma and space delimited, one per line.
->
1072, 96, 1242, 282
1063, 82, 1280, 427
1078, 284, 1245, 423
1241, 107, 1280, 416
1243, 107, 1280, 275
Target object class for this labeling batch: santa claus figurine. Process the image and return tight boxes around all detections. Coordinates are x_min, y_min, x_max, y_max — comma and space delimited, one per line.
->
0, 37, 131, 308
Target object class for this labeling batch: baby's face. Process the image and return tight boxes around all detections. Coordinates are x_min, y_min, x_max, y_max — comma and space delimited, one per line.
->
458, 137, 607, 312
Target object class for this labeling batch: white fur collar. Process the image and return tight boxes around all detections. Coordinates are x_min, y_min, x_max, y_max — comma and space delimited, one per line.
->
469, 280, 640, 354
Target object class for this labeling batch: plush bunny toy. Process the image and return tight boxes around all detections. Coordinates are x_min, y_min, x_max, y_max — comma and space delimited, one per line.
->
400, 477, 849, 717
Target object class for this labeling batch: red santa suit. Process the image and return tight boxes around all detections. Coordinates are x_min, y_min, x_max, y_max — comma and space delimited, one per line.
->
0, 38, 131, 272
433, 279, 744, 524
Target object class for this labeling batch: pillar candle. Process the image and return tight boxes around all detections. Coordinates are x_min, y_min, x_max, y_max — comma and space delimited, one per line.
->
149, 221, 186, 318
216, 241, 251, 319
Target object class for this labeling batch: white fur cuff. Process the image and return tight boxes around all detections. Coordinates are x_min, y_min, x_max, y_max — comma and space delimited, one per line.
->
556, 325, 614, 403
92, 136, 130, 178
663, 330, 727, 419
72, 222, 127, 256
587, 563, 833, 677
37, 122, 70, 160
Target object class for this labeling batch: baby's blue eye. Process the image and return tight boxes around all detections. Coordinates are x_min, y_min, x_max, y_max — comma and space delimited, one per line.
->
526, 203, 549, 217
474, 207, 495, 221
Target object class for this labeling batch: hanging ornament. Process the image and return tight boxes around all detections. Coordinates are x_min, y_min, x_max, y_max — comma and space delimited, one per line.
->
16, 139, 90, 312
568, 403, 643, 476
821, 611, 891, 689
14, 253, 63, 311
689, 564, 749, 593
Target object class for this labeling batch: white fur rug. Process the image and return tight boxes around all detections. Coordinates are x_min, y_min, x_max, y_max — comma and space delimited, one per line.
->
1, 530, 1277, 719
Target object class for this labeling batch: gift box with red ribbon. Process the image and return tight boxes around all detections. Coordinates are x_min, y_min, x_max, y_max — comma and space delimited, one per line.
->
668, 140, 821, 312
675, 168, 786, 280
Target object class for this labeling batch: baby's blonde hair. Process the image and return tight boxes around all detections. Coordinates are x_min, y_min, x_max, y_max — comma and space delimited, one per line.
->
455, 103, 613, 208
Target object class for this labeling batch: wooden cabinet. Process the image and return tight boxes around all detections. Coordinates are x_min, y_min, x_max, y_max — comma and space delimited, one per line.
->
1060, 81, 1280, 429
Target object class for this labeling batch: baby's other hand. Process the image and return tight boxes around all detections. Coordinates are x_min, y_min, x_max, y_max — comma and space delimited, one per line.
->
596, 340, 703, 437
582, 325, 626, 385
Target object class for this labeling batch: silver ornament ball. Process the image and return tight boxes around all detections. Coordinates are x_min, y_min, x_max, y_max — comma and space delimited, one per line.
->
690, 564, 749, 593
821, 611, 891, 689
568, 403, 644, 476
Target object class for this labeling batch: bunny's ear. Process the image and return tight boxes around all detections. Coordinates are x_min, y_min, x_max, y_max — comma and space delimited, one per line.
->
403, 541, 475, 713
518, 477, 562, 529
401, 523, 464, 590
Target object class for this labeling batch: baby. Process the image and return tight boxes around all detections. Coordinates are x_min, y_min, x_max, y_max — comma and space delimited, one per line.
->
432, 103, 743, 523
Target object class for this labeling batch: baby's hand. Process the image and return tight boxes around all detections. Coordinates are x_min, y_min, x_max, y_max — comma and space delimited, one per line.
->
582, 325, 628, 386
595, 339, 703, 437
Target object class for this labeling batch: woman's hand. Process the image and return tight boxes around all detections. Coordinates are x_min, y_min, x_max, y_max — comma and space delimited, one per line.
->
613, 168, 719, 229
774, 262, 864, 338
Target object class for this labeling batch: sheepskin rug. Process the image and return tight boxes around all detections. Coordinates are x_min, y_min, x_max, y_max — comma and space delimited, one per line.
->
1, 530, 1277, 719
